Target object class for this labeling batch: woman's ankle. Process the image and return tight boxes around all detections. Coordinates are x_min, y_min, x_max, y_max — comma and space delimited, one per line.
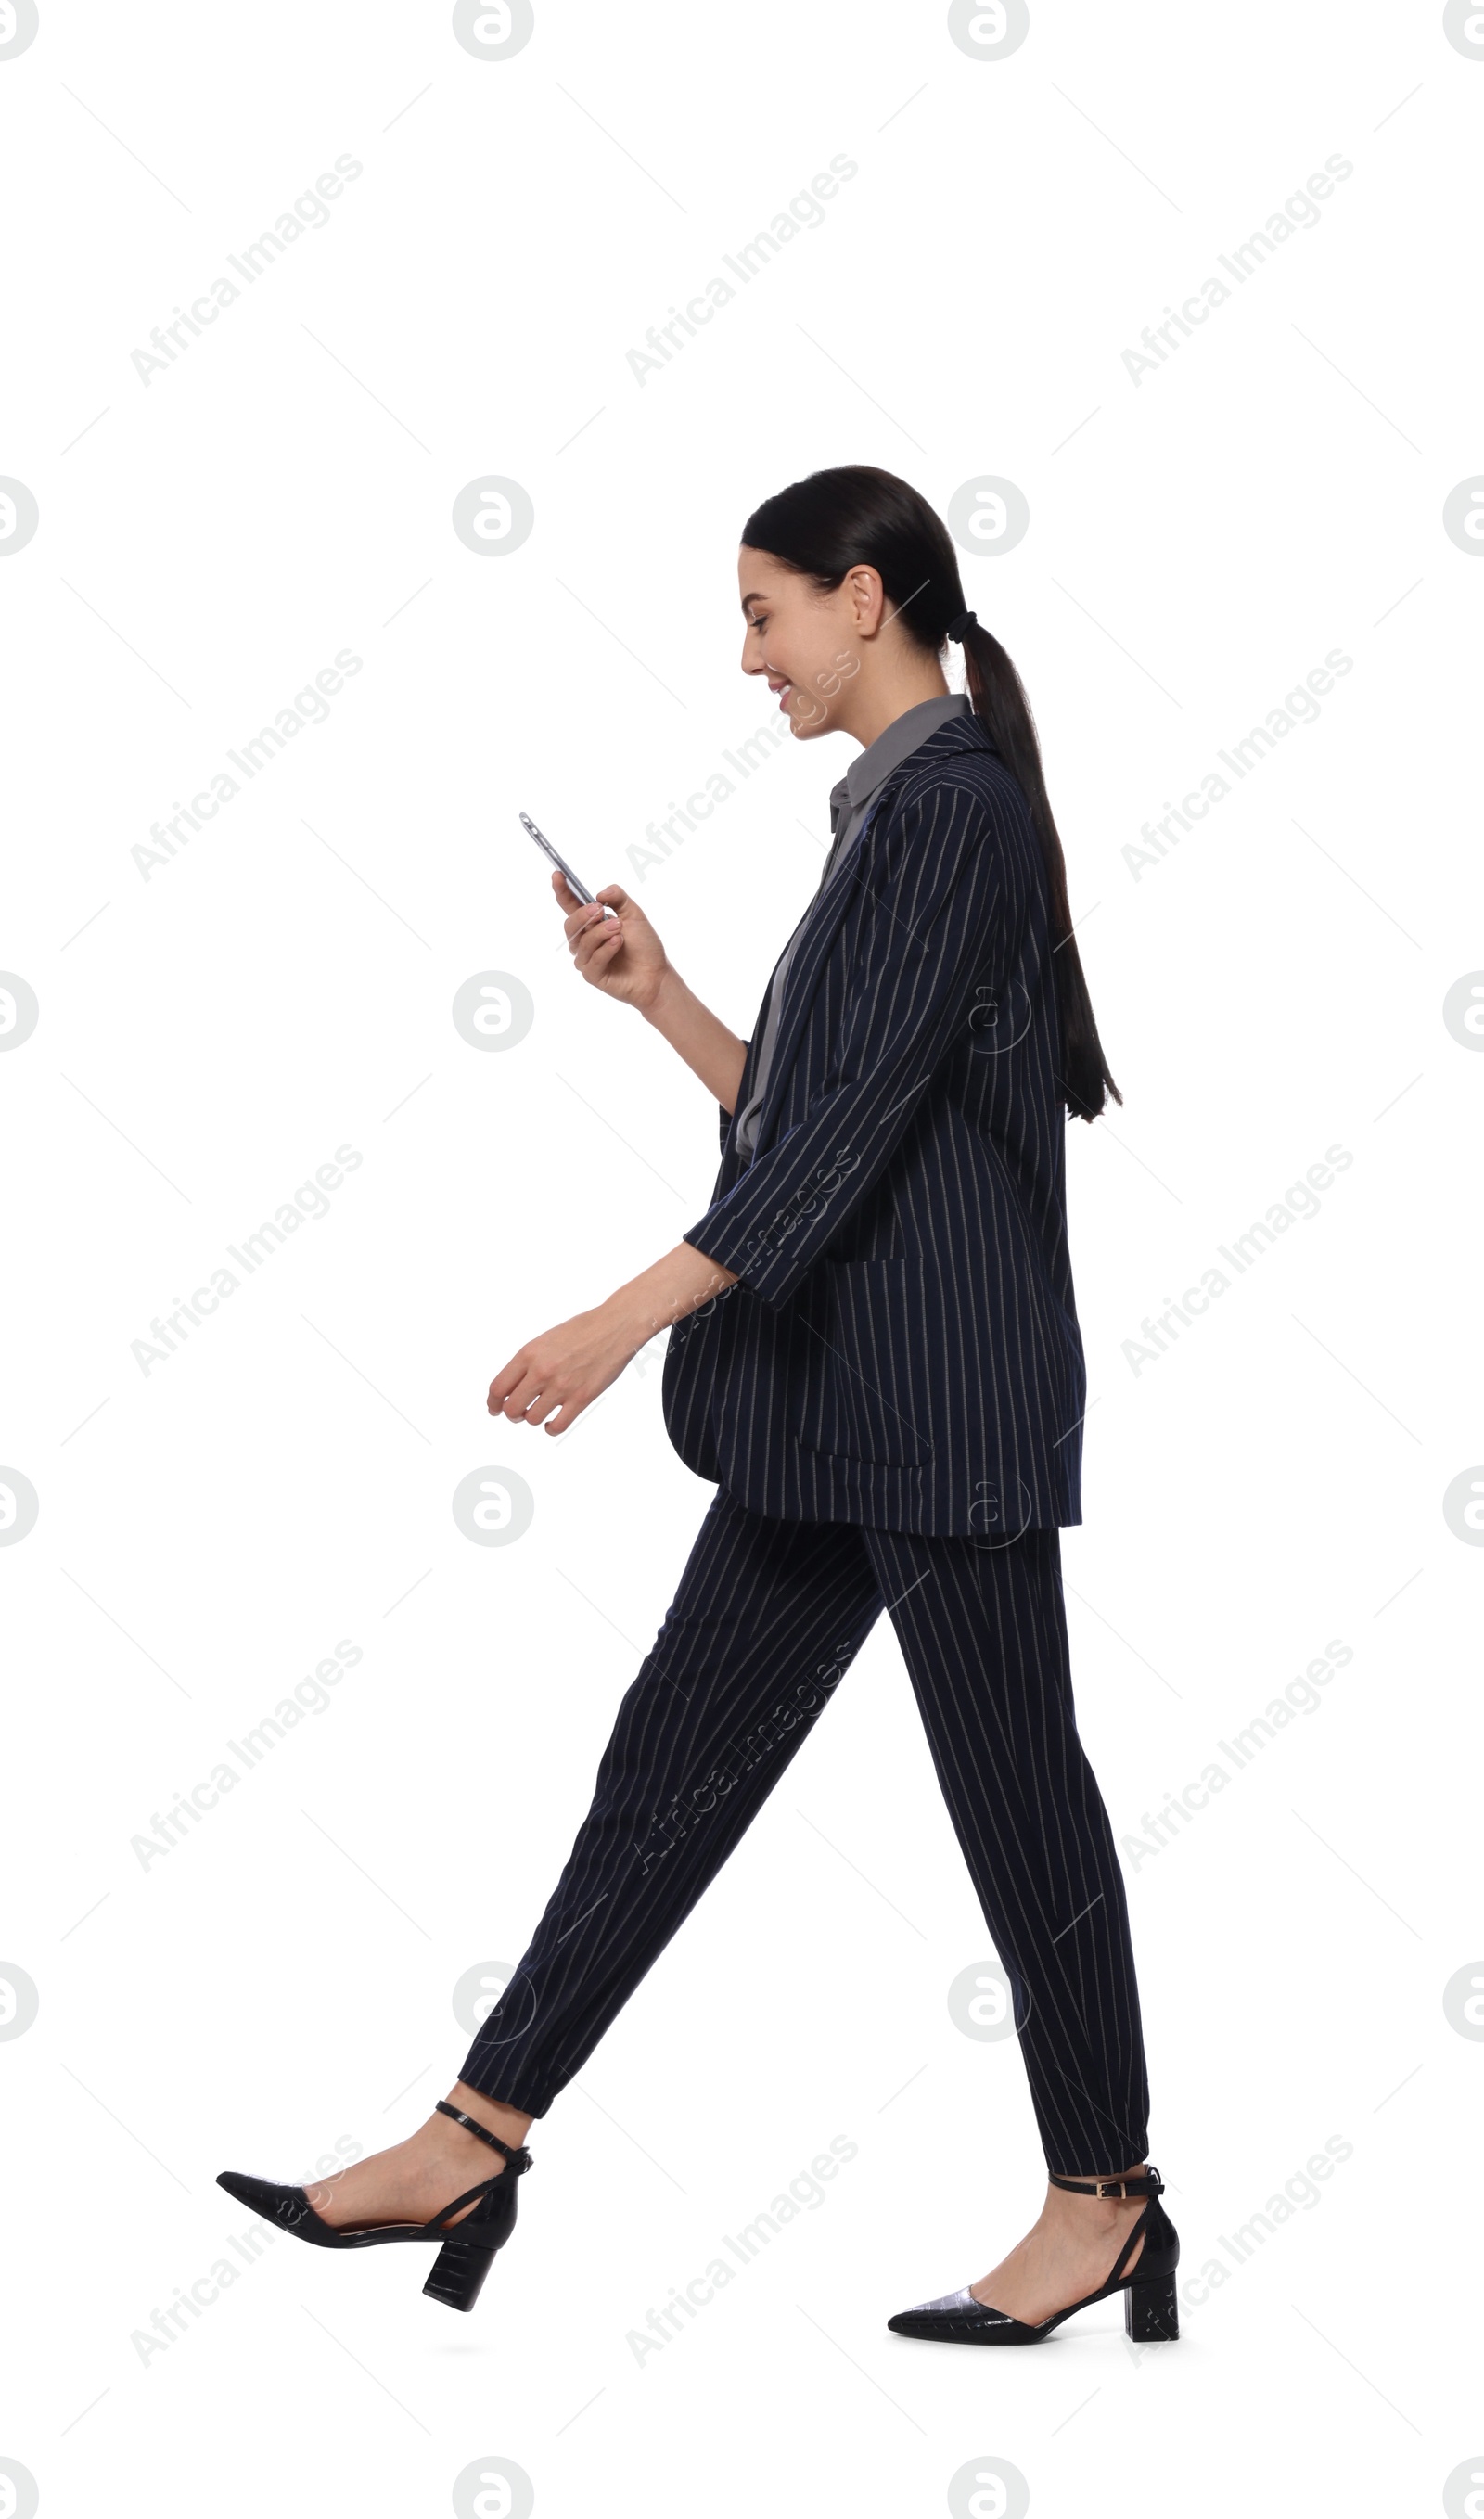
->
442, 2080, 534, 2149
1048, 2160, 1148, 2191
1042, 2162, 1148, 2226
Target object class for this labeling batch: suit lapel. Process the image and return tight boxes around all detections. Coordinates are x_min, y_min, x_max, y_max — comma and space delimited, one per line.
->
743, 783, 895, 1159
740, 713, 1000, 1164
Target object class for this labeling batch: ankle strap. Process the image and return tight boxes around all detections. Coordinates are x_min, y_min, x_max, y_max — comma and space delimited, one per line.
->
436, 2100, 533, 2173
1048, 2164, 1163, 2200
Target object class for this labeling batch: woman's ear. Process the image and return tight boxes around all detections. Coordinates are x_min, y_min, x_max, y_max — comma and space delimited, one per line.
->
848, 564, 884, 637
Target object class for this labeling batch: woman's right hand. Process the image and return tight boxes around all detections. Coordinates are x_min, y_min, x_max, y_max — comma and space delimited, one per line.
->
555, 870, 668, 1013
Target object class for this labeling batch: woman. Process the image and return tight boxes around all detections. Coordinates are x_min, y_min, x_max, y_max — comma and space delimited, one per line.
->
220, 465, 1180, 2346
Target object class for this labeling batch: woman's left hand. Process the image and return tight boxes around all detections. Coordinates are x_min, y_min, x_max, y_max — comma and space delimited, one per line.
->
487, 1243, 739, 1437
487, 1298, 641, 1437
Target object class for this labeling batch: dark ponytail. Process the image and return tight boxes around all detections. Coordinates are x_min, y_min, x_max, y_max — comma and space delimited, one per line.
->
741, 464, 1121, 1121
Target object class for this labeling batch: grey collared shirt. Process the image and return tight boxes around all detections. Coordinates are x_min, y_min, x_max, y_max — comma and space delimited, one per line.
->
733, 691, 972, 1160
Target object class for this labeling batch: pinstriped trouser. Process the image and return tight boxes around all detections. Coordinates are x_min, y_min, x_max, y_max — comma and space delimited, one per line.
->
458, 1484, 1151, 2175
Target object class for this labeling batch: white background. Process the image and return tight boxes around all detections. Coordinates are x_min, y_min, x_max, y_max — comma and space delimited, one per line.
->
2, 2, 1480, 2512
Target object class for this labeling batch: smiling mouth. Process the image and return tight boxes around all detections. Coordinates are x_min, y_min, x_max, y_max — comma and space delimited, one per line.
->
769, 679, 795, 711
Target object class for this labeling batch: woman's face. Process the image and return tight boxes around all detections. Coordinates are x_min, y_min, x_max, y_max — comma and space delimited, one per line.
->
737, 545, 871, 738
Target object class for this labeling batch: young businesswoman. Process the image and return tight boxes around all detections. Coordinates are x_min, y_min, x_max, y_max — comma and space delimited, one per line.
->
221, 466, 1180, 2345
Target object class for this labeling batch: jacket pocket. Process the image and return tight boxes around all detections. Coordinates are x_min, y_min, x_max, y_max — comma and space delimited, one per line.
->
795, 1257, 933, 1468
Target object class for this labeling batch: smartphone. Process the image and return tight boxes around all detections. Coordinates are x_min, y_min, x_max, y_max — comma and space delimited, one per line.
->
518, 812, 616, 916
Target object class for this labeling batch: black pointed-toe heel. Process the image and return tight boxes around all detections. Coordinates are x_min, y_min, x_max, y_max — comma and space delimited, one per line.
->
887, 2164, 1179, 2347
217, 2101, 533, 2315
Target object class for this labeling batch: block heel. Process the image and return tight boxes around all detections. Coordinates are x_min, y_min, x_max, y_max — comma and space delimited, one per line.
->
1123, 2269, 1179, 2342
217, 2101, 533, 2313
424, 2227, 504, 2312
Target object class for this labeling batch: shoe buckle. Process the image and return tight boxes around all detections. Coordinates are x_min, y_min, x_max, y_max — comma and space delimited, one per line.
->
1094, 2169, 1158, 2197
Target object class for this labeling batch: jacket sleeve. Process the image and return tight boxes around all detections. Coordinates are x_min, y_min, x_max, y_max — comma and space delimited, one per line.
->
683, 777, 1013, 1309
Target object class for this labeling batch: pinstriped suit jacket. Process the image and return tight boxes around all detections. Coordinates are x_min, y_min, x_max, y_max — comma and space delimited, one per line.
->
661, 709, 1087, 1538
